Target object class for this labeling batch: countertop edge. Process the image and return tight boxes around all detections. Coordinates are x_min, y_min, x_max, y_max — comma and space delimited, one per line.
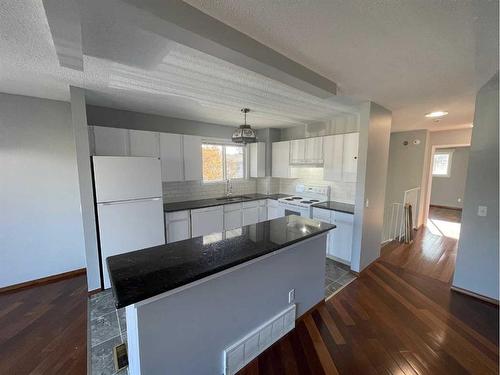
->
311, 202, 355, 215
163, 194, 288, 213
108, 220, 335, 309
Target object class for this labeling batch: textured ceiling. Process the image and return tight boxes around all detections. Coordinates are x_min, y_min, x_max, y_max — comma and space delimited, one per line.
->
185, 0, 498, 132
1, 1, 497, 131
0, 0, 353, 129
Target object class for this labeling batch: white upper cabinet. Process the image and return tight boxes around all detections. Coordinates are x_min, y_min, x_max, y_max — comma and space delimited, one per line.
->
323, 134, 344, 181
342, 132, 359, 182
129, 130, 160, 157
305, 137, 323, 164
290, 139, 306, 164
272, 141, 291, 178
160, 133, 184, 182
249, 142, 266, 178
183, 135, 203, 181
92, 126, 130, 156
290, 137, 323, 164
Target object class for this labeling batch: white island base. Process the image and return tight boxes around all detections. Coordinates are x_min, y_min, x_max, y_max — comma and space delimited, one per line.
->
125, 234, 328, 375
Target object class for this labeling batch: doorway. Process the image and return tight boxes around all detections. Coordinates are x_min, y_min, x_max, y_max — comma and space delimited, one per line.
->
427, 146, 470, 240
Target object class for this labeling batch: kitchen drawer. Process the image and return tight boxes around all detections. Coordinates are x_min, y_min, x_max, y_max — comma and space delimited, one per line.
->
224, 203, 242, 212
312, 208, 331, 223
242, 200, 259, 208
258, 200, 267, 207
166, 210, 189, 222
191, 205, 223, 214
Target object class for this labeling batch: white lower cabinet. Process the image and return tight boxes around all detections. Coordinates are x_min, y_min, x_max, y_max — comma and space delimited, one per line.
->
191, 205, 224, 237
312, 207, 353, 264
165, 210, 190, 244
266, 199, 284, 220
258, 200, 267, 222
242, 201, 259, 226
224, 203, 242, 230
330, 212, 354, 263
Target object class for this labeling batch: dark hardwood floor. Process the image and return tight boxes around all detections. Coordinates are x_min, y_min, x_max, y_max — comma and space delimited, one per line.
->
380, 206, 461, 283
1, 206, 497, 374
239, 207, 499, 375
0, 275, 87, 374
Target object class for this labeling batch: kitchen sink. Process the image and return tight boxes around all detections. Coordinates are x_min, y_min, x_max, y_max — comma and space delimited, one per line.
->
216, 195, 252, 201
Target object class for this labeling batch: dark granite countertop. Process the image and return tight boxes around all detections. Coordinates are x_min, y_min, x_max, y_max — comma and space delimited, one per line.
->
163, 193, 290, 213
312, 201, 355, 214
107, 215, 335, 308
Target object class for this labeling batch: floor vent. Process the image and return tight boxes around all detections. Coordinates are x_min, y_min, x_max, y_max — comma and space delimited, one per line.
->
224, 304, 296, 375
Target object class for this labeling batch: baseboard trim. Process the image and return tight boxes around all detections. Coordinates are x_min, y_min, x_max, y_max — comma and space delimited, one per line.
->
451, 285, 499, 306
0, 268, 86, 294
430, 204, 462, 211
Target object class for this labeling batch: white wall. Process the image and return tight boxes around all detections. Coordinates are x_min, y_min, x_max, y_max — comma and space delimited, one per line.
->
351, 102, 392, 272
0, 93, 86, 288
383, 129, 429, 240
430, 147, 470, 209
453, 73, 499, 300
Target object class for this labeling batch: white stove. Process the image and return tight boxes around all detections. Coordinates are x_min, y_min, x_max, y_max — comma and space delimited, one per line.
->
278, 184, 330, 217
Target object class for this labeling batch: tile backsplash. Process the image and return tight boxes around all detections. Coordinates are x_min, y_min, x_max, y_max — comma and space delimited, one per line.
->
279, 167, 356, 204
163, 169, 355, 204
163, 179, 257, 203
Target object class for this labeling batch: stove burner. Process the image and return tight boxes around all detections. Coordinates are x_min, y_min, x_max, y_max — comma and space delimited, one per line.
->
301, 200, 314, 204
291, 196, 302, 200
310, 199, 319, 202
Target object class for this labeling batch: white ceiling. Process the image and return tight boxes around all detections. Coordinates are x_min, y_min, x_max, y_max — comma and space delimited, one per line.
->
184, 0, 498, 132
0, 1, 497, 131
0, 0, 355, 129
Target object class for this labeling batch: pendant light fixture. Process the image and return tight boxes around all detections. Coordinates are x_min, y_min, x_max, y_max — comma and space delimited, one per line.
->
232, 108, 257, 144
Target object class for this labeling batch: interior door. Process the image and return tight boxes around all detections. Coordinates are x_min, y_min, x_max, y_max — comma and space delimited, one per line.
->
98, 198, 165, 288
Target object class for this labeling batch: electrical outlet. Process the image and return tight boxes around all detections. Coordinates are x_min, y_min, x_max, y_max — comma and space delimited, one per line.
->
365, 199, 369, 208
478, 206, 488, 217
457, 197, 462, 203
288, 289, 295, 304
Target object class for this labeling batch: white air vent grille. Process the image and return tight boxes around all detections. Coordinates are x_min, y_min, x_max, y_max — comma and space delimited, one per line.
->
224, 304, 296, 375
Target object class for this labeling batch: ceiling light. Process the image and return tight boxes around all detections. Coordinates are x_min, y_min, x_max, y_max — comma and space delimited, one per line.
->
232, 108, 257, 144
425, 111, 448, 118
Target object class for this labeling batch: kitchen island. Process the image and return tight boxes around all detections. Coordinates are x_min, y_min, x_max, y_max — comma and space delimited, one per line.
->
107, 215, 334, 375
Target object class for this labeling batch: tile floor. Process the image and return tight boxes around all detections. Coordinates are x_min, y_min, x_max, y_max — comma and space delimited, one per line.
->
89, 258, 356, 374
324, 258, 356, 297
89, 290, 128, 375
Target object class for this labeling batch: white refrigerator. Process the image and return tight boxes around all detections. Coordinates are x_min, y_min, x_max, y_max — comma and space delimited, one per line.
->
93, 156, 165, 289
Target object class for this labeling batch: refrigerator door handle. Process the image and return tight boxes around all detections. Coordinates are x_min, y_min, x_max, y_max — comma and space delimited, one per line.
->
98, 197, 161, 206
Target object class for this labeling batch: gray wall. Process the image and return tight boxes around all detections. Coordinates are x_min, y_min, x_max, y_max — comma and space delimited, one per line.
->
129, 234, 327, 375
280, 113, 359, 141
430, 147, 470, 209
86, 104, 236, 139
351, 102, 392, 272
383, 129, 429, 239
453, 73, 499, 300
70, 87, 101, 291
0, 93, 86, 287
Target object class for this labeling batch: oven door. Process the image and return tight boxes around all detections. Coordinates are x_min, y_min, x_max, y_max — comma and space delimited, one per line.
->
283, 205, 309, 217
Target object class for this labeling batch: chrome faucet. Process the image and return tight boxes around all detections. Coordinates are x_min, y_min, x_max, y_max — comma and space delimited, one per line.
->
226, 179, 233, 197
